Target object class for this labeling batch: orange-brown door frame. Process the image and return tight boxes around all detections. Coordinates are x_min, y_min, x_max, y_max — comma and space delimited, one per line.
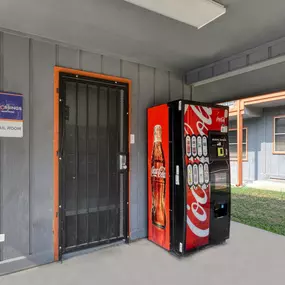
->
53, 66, 131, 261
236, 100, 243, 186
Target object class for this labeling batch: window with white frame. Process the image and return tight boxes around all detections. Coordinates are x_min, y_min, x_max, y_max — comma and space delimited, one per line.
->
229, 128, 247, 160
274, 116, 285, 153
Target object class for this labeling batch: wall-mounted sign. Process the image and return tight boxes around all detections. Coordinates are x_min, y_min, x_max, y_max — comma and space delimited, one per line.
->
0, 92, 23, 138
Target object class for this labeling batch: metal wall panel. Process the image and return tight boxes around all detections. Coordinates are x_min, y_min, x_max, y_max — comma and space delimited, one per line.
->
2, 33, 30, 260
214, 61, 229, 76
249, 47, 269, 65
102, 56, 121, 77
0, 31, 186, 273
186, 70, 198, 85
137, 65, 154, 238
272, 41, 285, 58
198, 67, 213, 81
229, 56, 247, 71
229, 119, 257, 183
154, 69, 169, 105
244, 119, 257, 182
58, 46, 79, 69
80, 51, 101, 73
183, 78, 191, 100
265, 111, 276, 178
30, 40, 55, 255
257, 115, 266, 180
121, 61, 139, 237
170, 72, 182, 101
230, 108, 285, 184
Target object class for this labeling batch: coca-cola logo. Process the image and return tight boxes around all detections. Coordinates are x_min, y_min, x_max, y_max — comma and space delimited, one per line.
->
186, 185, 209, 237
151, 166, 166, 179
190, 106, 212, 136
216, 116, 226, 123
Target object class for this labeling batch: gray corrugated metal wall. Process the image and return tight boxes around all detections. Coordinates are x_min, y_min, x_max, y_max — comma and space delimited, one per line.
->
0, 31, 190, 274
230, 106, 285, 184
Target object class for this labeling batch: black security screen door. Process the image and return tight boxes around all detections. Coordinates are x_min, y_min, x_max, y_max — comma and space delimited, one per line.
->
59, 72, 129, 255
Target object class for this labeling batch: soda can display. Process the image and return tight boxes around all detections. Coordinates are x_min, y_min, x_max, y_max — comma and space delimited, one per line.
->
187, 164, 193, 186
197, 136, 202, 157
202, 136, 208, 157
204, 163, 209, 184
186, 135, 191, 157
199, 163, 204, 185
192, 136, 197, 157
193, 164, 198, 186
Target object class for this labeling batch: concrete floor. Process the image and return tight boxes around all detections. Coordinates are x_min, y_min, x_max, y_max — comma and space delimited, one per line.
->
1, 222, 284, 285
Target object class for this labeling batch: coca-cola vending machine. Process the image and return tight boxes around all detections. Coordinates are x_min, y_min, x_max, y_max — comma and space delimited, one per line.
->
147, 100, 231, 255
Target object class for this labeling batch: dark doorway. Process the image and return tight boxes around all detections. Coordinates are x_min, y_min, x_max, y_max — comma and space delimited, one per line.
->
58, 72, 129, 255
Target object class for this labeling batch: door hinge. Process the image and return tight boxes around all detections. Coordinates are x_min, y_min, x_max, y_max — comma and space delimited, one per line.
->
178, 101, 182, 111
57, 88, 59, 94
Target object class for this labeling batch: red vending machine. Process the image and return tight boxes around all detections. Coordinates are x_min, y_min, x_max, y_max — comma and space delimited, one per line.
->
147, 100, 230, 255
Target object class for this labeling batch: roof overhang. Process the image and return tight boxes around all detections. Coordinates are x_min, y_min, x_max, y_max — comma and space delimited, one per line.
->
221, 91, 285, 120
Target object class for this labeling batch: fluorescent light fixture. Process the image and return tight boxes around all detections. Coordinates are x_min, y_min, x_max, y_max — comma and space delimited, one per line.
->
124, 0, 226, 29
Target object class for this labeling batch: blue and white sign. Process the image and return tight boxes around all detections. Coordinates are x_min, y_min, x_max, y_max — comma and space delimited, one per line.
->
0, 92, 23, 138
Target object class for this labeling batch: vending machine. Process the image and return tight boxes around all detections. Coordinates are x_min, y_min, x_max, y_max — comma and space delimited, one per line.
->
147, 100, 231, 255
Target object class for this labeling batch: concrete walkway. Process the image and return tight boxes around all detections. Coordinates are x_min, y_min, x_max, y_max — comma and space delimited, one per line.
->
246, 180, 285, 192
1, 222, 284, 285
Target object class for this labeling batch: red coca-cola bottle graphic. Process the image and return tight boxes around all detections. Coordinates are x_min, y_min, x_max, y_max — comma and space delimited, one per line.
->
151, 125, 166, 229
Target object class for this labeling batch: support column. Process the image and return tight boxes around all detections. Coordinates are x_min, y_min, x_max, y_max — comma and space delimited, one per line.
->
237, 100, 243, 186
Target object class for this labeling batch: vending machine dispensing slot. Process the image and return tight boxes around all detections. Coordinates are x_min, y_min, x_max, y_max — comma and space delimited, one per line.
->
147, 100, 231, 255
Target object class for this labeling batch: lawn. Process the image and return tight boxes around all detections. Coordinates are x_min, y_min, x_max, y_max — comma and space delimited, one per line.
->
231, 187, 285, 236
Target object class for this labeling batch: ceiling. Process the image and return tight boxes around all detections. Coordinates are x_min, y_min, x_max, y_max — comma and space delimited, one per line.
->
1, 0, 285, 72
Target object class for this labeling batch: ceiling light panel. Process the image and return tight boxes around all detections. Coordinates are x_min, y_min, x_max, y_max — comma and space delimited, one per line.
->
124, 0, 226, 29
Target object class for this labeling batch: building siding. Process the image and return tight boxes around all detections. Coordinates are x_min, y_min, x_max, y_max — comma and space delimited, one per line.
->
230, 106, 285, 184
0, 31, 191, 274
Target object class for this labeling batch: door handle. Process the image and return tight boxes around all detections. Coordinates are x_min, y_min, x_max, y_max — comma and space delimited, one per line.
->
119, 154, 128, 170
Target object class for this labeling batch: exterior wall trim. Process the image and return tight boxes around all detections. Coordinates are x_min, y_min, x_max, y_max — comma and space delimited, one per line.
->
242, 90, 285, 107
273, 114, 285, 155
53, 66, 132, 261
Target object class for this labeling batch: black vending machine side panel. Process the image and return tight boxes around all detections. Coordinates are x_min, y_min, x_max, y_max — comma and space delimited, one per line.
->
208, 131, 231, 244
169, 101, 186, 255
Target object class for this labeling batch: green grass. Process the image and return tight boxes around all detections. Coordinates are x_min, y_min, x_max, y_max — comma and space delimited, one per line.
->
231, 187, 285, 236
